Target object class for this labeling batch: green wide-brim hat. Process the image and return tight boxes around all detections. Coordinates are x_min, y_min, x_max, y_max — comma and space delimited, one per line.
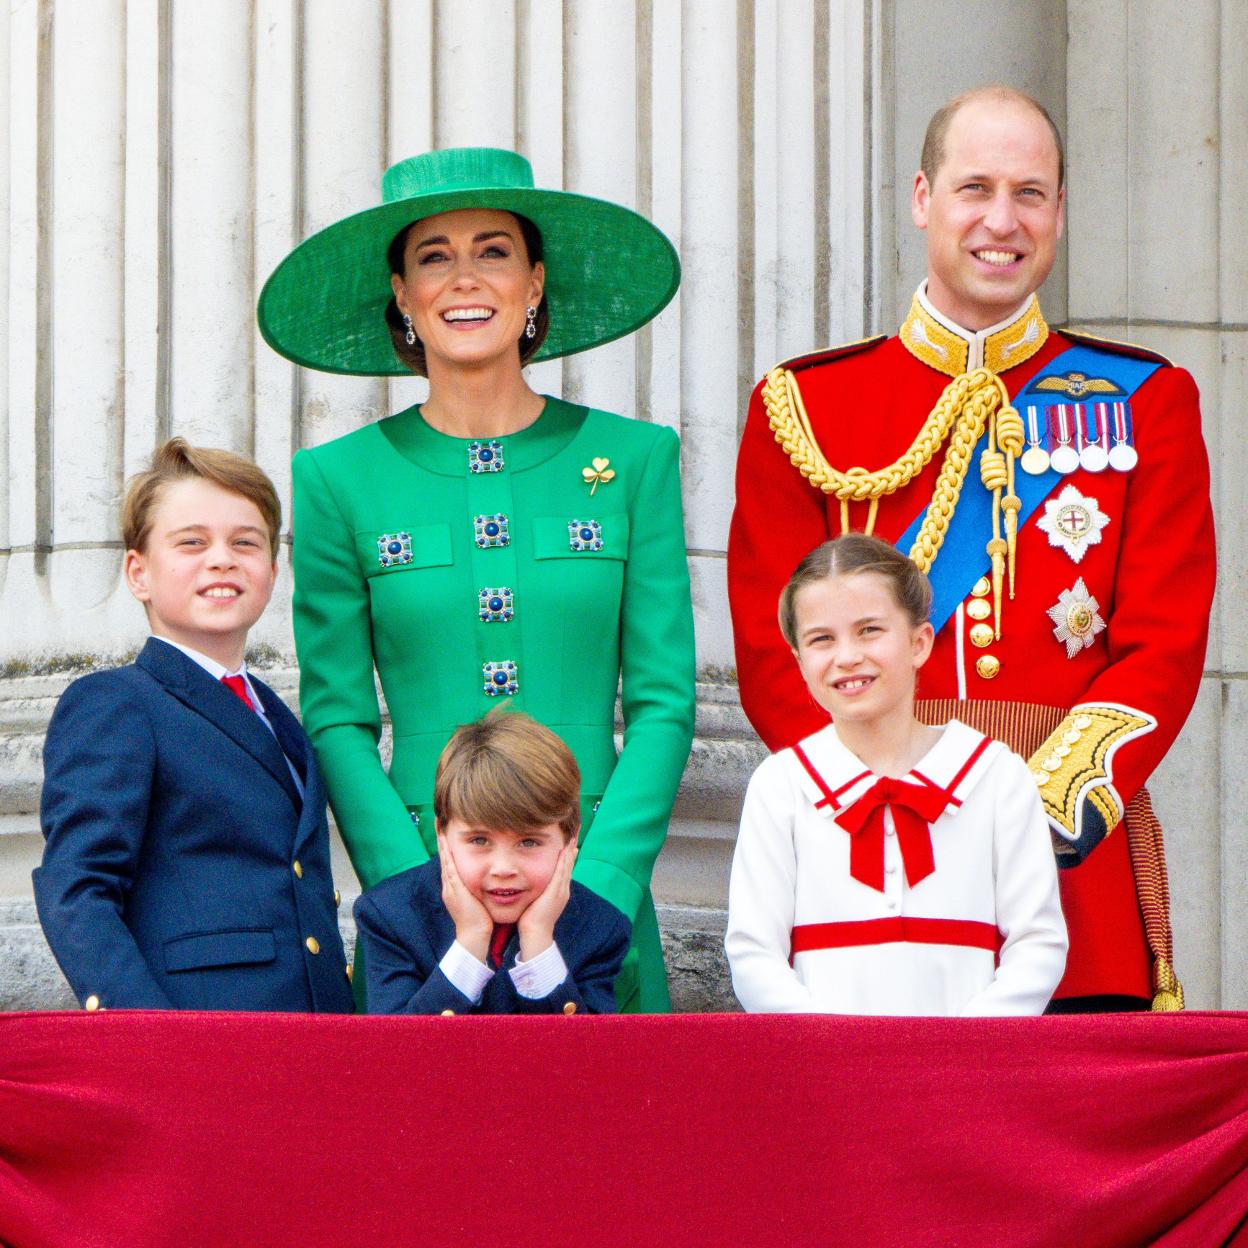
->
257, 147, 681, 375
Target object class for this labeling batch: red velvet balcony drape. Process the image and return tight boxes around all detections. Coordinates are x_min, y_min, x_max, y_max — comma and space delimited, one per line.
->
1, 1011, 1246, 1247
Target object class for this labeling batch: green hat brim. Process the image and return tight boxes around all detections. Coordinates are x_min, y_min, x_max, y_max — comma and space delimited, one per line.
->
257, 187, 680, 376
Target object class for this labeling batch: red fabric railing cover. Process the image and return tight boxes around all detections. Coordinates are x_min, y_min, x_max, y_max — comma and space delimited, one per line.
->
1, 1011, 1246, 1247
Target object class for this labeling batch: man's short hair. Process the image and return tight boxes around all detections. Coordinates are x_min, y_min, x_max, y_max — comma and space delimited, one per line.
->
921, 85, 1065, 188
122, 438, 282, 559
434, 710, 581, 840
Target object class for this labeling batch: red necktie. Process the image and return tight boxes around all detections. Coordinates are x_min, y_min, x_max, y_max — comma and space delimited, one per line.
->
834, 777, 951, 892
489, 923, 516, 969
221, 674, 254, 712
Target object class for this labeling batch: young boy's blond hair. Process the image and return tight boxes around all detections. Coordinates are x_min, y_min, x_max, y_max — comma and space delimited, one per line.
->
433, 710, 581, 840
122, 437, 282, 559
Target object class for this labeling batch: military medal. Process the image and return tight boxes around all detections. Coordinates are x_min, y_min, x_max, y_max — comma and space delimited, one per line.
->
1037, 485, 1110, 564
1108, 401, 1138, 471
1019, 405, 1050, 475
1048, 405, 1079, 474
1078, 403, 1109, 473
1046, 577, 1107, 658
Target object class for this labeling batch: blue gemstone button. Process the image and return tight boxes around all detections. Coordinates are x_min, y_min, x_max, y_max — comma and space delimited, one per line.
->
479, 587, 514, 623
569, 519, 603, 552
483, 660, 519, 696
474, 514, 510, 548
377, 531, 413, 568
469, 440, 505, 474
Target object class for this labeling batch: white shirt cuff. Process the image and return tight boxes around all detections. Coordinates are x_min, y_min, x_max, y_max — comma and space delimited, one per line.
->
508, 941, 569, 1000
438, 941, 494, 1004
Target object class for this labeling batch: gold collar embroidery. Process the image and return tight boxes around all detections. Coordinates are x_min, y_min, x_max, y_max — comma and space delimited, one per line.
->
900, 285, 1049, 377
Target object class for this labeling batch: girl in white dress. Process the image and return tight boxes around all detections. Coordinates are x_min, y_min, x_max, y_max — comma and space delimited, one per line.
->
725, 535, 1067, 1015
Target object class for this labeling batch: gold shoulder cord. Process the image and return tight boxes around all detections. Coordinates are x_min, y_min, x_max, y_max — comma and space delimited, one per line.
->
763, 367, 1024, 638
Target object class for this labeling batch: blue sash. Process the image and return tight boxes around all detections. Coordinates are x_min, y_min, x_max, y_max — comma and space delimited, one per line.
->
894, 344, 1162, 632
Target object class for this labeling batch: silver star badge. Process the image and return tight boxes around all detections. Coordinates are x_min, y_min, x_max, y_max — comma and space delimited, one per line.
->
1047, 577, 1106, 658
1037, 485, 1110, 564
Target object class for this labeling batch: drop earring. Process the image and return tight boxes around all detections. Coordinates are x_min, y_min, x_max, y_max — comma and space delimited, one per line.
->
403, 313, 416, 346
524, 305, 537, 340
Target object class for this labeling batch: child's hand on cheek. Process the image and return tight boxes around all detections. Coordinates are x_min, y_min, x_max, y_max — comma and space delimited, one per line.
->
437, 832, 493, 965
518, 839, 577, 962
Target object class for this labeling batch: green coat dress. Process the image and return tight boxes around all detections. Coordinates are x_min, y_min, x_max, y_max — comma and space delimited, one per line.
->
291, 396, 696, 1012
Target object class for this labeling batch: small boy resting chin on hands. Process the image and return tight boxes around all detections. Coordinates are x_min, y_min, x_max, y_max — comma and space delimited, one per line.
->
353, 710, 631, 1015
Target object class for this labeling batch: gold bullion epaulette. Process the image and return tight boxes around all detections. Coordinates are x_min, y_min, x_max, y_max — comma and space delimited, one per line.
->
774, 334, 888, 375
1057, 327, 1173, 368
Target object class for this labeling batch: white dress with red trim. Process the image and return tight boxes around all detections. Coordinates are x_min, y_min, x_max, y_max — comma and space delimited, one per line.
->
725, 720, 1067, 1016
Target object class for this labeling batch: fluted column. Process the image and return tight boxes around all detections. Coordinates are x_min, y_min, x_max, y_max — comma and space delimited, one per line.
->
297, 0, 386, 452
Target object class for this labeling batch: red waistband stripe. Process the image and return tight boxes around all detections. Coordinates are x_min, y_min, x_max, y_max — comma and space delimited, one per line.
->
790, 918, 1003, 955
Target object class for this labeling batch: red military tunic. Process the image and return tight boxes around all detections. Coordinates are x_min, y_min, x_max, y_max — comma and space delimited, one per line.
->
727, 285, 1215, 1002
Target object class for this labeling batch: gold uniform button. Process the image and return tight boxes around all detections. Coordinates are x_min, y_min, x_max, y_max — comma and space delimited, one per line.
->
975, 655, 1000, 680
441, 1008, 455, 1017
84, 994, 101, 1012
971, 576, 991, 598
562, 1001, 577, 1016
305, 936, 320, 955
293, 860, 303, 879
1032, 769, 1051, 786
966, 598, 992, 622
968, 622, 994, 648
1042, 754, 1062, 772
1054, 743, 1071, 758
345, 963, 353, 981
334, 890, 341, 907
1073, 714, 1093, 731
1062, 729, 1082, 746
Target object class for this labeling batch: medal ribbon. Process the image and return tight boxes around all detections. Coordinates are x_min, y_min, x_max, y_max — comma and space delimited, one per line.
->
1026, 404, 1044, 448
1051, 404, 1072, 452
834, 777, 952, 893
1073, 404, 1088, 456
1113, 401, 1131, 444
1090, 403, 1109, 453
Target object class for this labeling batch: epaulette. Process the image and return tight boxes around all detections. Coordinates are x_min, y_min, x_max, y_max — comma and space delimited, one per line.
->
774, 334, 888, 375
1058, 327, 1172, 367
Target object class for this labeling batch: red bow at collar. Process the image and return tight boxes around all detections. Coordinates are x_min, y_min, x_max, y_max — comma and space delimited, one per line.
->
835, 777, 952, 893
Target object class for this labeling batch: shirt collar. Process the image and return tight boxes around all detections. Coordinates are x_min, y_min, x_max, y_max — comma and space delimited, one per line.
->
152, 636, 248, 683
899, 281, 1049, 377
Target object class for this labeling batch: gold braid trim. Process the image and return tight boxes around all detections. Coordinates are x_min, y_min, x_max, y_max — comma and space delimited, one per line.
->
1028, 705, 1156, 842
763, 365, 1022, 628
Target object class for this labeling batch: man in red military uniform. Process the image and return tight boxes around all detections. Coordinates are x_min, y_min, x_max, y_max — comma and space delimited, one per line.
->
727, 85, 1215, 1010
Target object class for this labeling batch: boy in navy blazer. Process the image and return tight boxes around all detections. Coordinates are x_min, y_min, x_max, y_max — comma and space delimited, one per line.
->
34, 439, 353, 1013
355, 711, 630, 1015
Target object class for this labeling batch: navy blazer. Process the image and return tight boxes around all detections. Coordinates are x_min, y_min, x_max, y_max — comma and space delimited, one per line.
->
355, 857, 631, 1015
34, 637, 353, 1013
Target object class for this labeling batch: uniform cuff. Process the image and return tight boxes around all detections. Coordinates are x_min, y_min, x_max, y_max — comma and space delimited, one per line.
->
438, 941, 493, 1004
509, 941, 569, 1000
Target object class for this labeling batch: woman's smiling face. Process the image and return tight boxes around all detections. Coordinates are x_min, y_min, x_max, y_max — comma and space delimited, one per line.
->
390, 207, 544, 374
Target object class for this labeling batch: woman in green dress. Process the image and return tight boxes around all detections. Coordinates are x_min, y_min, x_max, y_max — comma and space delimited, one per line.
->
257, 148, 694, 1011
